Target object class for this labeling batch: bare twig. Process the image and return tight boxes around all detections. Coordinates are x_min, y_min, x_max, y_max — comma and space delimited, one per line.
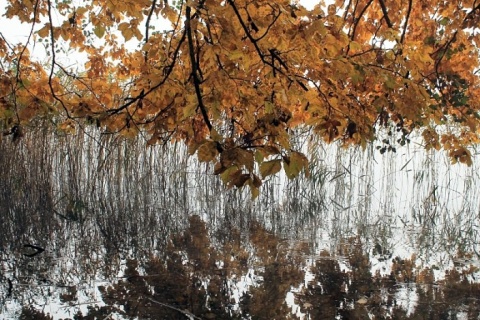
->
227, 0, 307, 93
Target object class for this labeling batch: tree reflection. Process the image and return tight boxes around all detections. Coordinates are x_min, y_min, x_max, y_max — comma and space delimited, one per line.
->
15, 216, 474, 319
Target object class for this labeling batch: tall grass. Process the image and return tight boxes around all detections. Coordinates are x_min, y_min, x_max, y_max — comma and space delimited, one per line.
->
0, 122, 479, 282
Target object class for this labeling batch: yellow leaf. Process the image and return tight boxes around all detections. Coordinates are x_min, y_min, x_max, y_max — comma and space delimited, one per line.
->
188, 141, 200, 155
265, 101, 275, 114
449, 147, 472, 166
284, 151, 308, 179
210, 128, 223, 142
76, 7, 88, 16
57, 119, 76, 134
121, 28, 134, 41
260, 159, 282, 178
94, 25, 105, 38
220, 166, 239, 185
118, 22, 129, 31
162, 5, 178, 22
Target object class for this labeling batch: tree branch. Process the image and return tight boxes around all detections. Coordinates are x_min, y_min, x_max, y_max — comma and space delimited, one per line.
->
343, 0, 353, 21
400, 0, 412, 44
186, 5, 213, 132
254, 5, 282, 42
227, 0, 295, 83
107, 29, 186, 115
46, 0, 70, 117
349, 0, 373, 41
15, 0, 40, 85
377, 0, 393, 28
144, 0, 157, 45
433, 3, 480, 74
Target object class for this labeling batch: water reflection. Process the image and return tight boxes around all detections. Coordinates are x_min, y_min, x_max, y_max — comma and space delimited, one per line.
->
0, 126, 479, 319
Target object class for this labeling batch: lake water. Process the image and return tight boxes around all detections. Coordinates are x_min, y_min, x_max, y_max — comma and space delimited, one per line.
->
1, 126, 479, 319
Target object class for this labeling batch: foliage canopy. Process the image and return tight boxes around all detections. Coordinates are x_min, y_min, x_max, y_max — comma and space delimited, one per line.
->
2, 0, 480, 192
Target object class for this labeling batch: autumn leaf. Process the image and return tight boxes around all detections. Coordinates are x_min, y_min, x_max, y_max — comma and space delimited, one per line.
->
449, 147, 472, 166
260, 160, 282, 178
197, 141, 219, 162
283, 151, 308, 179
2, 0, 480, 191
227, 171, 250, 189
213, 162, 227, 175
37, 24, 50, 38
251, 174, 262, 188
94, 25, 106, 38
220, 166, 240, 185
236, 148, 255, 172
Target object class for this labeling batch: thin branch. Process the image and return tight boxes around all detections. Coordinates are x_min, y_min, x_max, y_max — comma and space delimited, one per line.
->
9, 0, 41, 124
400, 0, 413, 44
462, 3, 480, 28
343, 0, 353, 21
228, 0, 265, 61
0, 32, 14, 51
145, 0, 157, 44
106, 4, 189, 116
377, 0, 393, 28
15, 0, 41, 84
255, 5, 282, 42
227, 0, 295, 83
349, 0, 373, 41
106, 30, 186, 115
348, 0, 359, 36
186, 5, 213, 132
433, 3, 480, 73
46, 0, 71, 117
129, 95, 177, 129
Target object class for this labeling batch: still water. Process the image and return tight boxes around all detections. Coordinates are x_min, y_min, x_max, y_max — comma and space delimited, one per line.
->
1, 126, 479, 319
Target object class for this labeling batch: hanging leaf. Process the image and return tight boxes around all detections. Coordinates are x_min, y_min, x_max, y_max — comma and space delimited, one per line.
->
260, 159, 282, 178
283, 151, 308, 179
197, 141, 219, 162
228, 172, 250, 189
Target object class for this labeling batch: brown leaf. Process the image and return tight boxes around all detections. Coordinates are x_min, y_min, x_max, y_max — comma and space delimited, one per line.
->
197, 141, 219, 162
229, 173, 250, 188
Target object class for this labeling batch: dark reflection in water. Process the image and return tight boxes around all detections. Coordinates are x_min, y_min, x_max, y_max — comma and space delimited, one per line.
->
0, 125, 479, 319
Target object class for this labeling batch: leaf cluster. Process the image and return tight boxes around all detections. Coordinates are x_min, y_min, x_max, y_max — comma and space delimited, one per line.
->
2, 0, 480, 189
